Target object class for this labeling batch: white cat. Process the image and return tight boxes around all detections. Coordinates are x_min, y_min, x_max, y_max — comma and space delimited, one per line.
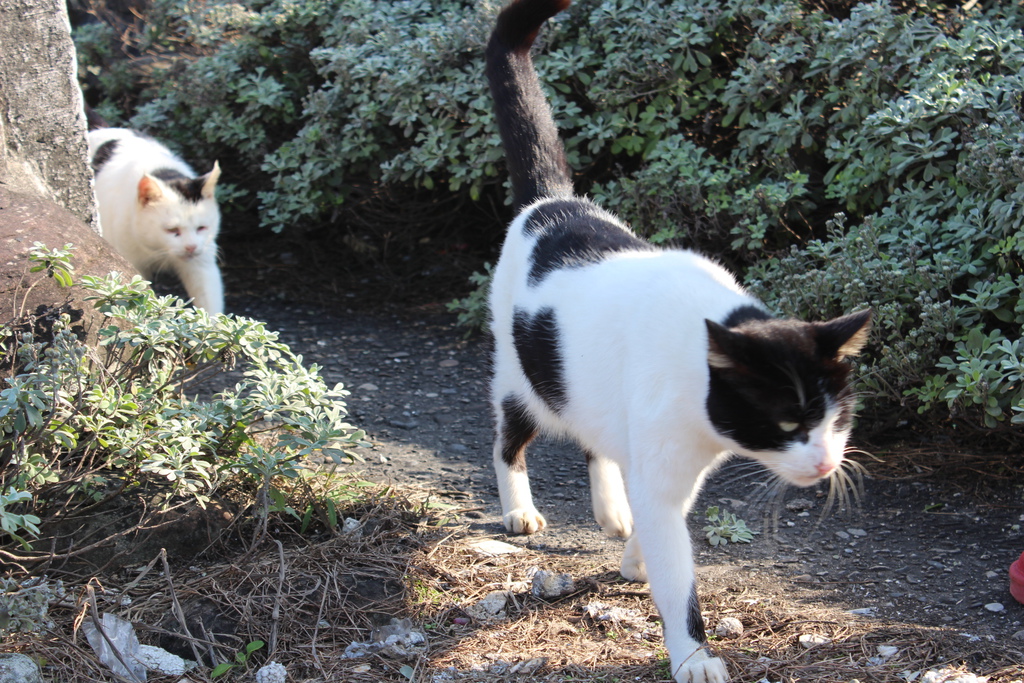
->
484, 2, 872, 682
88, 128, 224, 314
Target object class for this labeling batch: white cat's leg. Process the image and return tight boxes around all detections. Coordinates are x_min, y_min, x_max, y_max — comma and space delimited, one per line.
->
629, 472, 729, 683
586, 451, 632, 538
174, 257, 224, 315
493, 394, 546, 534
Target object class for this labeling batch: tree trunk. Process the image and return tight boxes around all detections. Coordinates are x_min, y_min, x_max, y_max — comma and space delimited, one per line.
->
0, 0, 98, 231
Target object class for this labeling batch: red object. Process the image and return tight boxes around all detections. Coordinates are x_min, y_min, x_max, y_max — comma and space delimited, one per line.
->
1011, 552, 1024, 605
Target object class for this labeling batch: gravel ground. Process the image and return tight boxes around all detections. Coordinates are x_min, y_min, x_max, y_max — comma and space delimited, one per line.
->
221, 292, 1024, 664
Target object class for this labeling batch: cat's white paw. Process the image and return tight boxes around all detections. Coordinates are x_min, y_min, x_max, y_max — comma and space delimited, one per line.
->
673, 656, 730, 683
503, 508, 547, 535
619, 536, 647, 582
595, 507, 633, 538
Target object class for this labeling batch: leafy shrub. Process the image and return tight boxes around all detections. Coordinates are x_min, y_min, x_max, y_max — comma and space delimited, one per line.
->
74, 0, 1024, 433
0, 244, 365, 550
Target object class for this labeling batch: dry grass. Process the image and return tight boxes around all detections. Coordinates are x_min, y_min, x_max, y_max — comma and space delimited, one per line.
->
4, 481, 1022, 683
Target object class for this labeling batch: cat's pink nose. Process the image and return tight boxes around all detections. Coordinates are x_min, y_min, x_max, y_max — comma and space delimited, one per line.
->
816, 461, 837, 477
184, 245, 197, 254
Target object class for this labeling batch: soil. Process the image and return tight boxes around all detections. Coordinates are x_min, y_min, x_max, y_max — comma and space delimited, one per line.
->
209, 274, 1024, 679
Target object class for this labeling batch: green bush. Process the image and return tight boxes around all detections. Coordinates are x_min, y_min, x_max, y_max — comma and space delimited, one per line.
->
74, 0, 1024, 432
0, 244, 365, 549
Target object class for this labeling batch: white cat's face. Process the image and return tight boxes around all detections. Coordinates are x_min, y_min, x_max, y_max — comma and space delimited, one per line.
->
135, 164, 221, 265
140, 198, 221, 263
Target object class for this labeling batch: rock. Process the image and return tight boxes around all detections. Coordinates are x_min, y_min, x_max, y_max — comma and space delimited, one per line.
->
919, 668, 989, 683
509, 658, 546, 674
341, 518, 362, 536
582, 602, 647, 630
849, 607, 876, 616
531, 570, 575, 599
785, 498, 813, 512
714, 616, 744, 639
439, 359, 459, 367
1012, 629, 1024, 641
0, 653, 41, 683
983, 602, 1004, 612
798, 633, 831, 648
254, 661, 287, 683
358, 383, 379, 391
133, 644, 190, 676
465, 591, 510, 623
344, 618, 427, 660
0, 189, 137, 349
847, 528, 867, 537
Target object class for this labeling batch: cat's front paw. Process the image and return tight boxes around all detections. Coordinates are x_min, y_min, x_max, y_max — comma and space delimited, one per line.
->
619, 535, 647, 582
672, 655, 729, 683
595, 507, 633, 538
503, 508, 547, 535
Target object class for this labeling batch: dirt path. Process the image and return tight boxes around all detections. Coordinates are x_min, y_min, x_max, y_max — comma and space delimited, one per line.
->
228, 294, 1024, 676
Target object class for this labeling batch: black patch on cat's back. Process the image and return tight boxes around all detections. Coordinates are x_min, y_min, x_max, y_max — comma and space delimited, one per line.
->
152, 168, 205, 203
512, 306, 567, 412
91, 140, 119, 173
524, 199, 655, 286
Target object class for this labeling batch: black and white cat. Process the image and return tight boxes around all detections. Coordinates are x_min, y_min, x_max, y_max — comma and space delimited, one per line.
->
484, 1, 871, 681
88, 128, 224, 315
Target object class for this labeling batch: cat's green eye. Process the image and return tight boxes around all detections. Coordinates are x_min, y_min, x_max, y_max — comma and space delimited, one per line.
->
778, 421, 800, 433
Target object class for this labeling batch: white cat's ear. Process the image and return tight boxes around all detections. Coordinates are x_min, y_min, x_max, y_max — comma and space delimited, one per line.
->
201, 162, 221, 199
705, 319, 739, 370
815, 309, 872, 360
137, 175, 164, 206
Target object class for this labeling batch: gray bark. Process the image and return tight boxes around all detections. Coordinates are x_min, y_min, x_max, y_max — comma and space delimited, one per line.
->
0, 0, 99, 231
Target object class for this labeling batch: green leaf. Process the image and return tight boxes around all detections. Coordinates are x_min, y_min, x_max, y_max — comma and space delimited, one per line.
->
211, 662, 234, 677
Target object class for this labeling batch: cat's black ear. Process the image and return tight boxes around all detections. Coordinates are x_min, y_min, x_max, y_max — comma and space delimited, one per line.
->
814, 309, 872, 360
705, 319, 745, 370
200, 161, 221, 200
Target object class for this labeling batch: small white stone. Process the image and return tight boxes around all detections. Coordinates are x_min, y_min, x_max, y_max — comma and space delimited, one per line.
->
531, 570, 575, 599
465, 591, 510, 622
465, 538, 524, 557
133, 644, 189, 676
983, 602, 1004, 612
357, 383, 378, 391
715, 616, 744, 639
798, 633, 832, 648
877, 645, 899, 659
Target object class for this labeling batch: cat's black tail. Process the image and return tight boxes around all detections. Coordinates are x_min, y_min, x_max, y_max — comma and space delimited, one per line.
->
486, 0, 574, 211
